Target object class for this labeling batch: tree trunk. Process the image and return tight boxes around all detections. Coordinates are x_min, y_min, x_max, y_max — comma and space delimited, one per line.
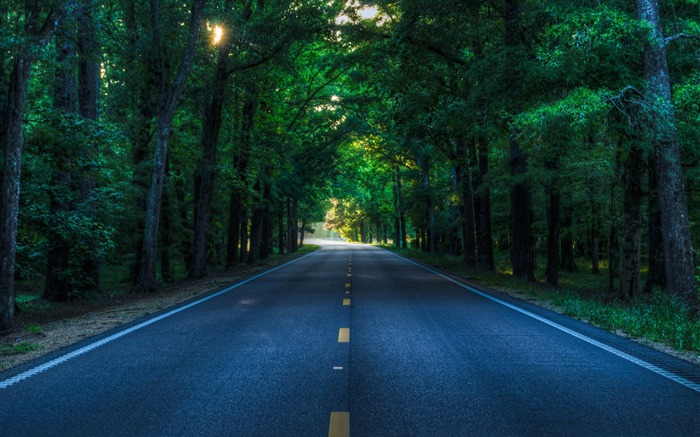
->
76, 0, 101, 292
190, 33, 231, 279
45, 6, 78, 301
505, 0, 535, 282
0, 5, 59, 331
635, 0, 696, 307
239, 207, 249, 262
288, 198, 299, 253
560, 206, 577, 272
226, 192, 242, 268
644, 124, 666, 294
392, 166, 402, 247
509, 134, 535, 281
417, 153, 435, 253
619, 145, 644, 300
545, 178, 561, 287
456, 138, 476, 266
132, 0, 206, 293
277, 201, 285, 254
476, 134, 494, 270
160, 168, 173, 283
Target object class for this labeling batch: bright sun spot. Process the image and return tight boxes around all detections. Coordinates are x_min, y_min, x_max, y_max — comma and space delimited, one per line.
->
212, 26, 224, 45
358, 6, 378, 20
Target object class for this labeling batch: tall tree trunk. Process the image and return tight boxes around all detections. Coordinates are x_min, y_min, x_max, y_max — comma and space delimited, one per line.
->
417, 153, 435, 253
190, 30, 232, 279
505, 0, 535, 282
160, 167, 173, 283
125, 0, 158, 282
644, 155, 665, 293
226, 192, 242, 268
133, 0, 206, 293
560, 206, 578, 272
509, 134, 535, 281
45, 5, 78, 301
261, 181, 273, 259
288, 198, 298, 253
0, 5, 59, 331
619, 145, 644, 300
456, 138, 476, 266
476, 134, 494, 270
239, 207, 249, 262
77, 0, 101, 292
277, 201, 285, 254
545, 167, 561, 287
635, 0, 696, 307
608, 151, 622, 294
393, 166, 402, 247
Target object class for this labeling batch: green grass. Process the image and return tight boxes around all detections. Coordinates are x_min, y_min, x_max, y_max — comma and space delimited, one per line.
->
0, 341, 41, 355
383, 245, 700, 353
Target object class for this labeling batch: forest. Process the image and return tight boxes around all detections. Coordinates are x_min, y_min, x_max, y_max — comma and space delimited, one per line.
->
1, 0, 699, 333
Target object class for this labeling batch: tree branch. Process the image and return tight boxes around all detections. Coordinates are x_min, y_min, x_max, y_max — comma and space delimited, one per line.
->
665, 33, 700, 45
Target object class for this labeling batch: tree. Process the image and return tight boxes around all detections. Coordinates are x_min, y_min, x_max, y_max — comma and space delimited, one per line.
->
132, 0, 207, 293
635, 0, 697, 307
0, 2, 60, 331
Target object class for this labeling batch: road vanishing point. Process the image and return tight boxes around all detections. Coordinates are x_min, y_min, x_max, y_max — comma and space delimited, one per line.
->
1, 240, 699, 436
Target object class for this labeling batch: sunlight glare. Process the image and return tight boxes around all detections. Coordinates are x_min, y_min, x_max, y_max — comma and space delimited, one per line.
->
212, 26, 224, 45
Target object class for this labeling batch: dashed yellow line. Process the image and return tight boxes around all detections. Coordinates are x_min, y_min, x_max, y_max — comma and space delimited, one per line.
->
338, 328, 350, 343
345, 283, 351, 288
343, 298, 351, 306
328, 412, 350, 437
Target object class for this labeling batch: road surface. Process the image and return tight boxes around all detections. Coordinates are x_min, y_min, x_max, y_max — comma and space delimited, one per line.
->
1, 240, 699, 436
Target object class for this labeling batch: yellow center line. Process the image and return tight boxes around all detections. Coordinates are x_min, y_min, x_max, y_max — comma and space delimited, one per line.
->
343, 298, 351, 306
345, 283, 351, 288
338, 328, 350, 343
347, 273, 352, 277
328, 412, 350, 437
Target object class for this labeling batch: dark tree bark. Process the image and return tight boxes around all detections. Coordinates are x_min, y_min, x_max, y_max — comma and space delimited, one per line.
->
190, 9, 235, 278
45, 4, 78, 301
509, 134, 535, 282
261, 181, 273, 259
133, 0, 207, 293
505, 0, 535, 282
239, 206, 249, 262
560, 206, 578, 272
545, 172, 561, 287
76, 0, 101, 292
635, 0, 697, 307
619, 145, 644, 300
277, 202, 285, 254
608, 151, 622, 294
644, 155, 665, 293
417, 153, 435, 253
287, 198, 298, 253
226, 192, 242, 268
1, 4, 60, 331
456, 138, 476, 266
160, 166, 173, 283
476, 134, 494, 270
392, 166, 402, 248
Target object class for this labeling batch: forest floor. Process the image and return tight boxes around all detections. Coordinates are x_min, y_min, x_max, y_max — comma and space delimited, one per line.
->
2, 243, 698, 373
0, 249, 317, 373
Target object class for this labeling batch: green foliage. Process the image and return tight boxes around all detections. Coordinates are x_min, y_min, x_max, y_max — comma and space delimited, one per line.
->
0, 342, 41, 355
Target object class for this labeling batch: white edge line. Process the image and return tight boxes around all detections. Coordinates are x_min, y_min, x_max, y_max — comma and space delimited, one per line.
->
0, 251, 318, 389
385, 250, 700, 394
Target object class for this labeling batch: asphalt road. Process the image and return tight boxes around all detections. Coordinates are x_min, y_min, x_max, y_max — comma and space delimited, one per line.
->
1, 240, 699, 436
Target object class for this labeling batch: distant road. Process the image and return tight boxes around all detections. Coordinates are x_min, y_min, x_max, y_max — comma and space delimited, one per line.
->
2, 240, 699, 436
